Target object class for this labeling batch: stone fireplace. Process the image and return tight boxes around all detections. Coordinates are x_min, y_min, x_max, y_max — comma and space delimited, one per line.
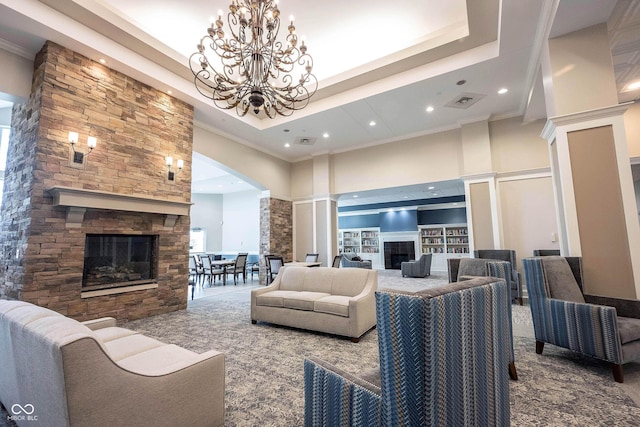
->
0, 42, 194, 321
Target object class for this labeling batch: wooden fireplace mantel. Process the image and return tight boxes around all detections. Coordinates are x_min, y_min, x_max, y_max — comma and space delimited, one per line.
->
48, 186, 192, 228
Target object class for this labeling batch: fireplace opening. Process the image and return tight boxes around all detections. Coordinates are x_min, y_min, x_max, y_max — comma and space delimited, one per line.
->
384, 241, 416, 269
83, 234, 158, 290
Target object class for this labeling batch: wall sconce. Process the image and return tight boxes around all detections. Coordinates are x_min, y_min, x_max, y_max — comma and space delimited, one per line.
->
166, 156, 183, 181
68, 131, 97, 164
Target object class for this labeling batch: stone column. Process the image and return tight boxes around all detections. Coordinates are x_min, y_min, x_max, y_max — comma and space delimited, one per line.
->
260, 195, 293, 283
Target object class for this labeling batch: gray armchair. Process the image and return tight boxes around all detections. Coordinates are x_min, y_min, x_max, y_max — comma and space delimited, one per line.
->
400, 253, 432, 277
523, 256, 640, 383
474, 249, 523, 304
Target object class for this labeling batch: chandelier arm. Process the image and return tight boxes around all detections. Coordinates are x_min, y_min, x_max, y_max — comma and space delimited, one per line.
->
190, 0, 316, 118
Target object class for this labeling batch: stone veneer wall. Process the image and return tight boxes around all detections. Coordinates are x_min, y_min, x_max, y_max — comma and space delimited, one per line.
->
0, 41, 193, 321
259, 197, 293, 283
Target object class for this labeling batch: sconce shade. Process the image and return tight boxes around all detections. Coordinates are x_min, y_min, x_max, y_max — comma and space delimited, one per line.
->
68, 132, 79, 144
177, 159, 184, 169
87, 136, 97, 148
166, 156, 173, 167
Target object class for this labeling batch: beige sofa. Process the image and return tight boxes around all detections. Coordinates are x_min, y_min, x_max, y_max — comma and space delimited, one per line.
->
0, 300, 225, 427
251, 266, 378, 342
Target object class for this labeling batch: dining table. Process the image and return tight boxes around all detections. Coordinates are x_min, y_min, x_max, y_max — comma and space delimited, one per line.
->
211, 259, 236, 285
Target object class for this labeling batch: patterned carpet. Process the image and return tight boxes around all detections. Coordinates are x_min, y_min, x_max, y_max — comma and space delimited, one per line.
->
2, 270, 640, 426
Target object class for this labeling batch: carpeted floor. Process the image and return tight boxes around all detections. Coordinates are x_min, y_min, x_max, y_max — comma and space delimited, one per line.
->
2, 270, 639, 426
129, 270, 640, 426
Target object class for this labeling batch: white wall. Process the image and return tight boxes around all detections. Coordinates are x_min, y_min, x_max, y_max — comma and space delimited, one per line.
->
0, 48, 33, 102
190, 193, 223, 252
222, 190, 261, 253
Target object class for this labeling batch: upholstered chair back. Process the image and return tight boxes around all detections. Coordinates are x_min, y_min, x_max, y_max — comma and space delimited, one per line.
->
304, 277, 512, 426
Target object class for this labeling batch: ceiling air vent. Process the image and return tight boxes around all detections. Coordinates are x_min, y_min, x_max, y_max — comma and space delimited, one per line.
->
295, 136, 317, 146
445, 92, 486, 109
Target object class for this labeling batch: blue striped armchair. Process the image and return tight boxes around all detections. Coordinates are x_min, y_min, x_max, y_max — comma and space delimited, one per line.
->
523, 256, 640, 383
304, 277, 512, 426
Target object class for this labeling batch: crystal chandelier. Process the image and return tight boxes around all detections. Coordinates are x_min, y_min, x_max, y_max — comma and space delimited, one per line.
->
190, 0, 317, 118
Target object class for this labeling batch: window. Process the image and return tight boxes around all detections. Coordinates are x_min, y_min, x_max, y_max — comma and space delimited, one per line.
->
190, 228, 206, 252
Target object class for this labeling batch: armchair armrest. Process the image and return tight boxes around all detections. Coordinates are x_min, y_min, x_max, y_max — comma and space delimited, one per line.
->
304, 357, 381, 427
82, 317, 117, 330
540, 299, 623, 363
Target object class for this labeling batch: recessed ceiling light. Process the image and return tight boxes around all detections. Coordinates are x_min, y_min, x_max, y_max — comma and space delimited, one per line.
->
628, 81, 640, 91
426, 106, 434, 113
323, 132, 329, 138
428, 186, 435, 190
353, 195, 359, 198
453, 203, 458, 206
167, 90, 172, 95
432, 192, 438, 196
284, 143, 291, 148
403, 196, 408, 199
99, 58, 106, 64
369, 121, 376, 127
498, 88, 508, 95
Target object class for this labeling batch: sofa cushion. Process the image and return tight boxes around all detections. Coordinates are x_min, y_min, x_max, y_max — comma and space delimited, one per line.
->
331, 269, 371, 297
255, 290, 299, 307
617, 317, 640, 344
117, 344, 200, 374
92, 327, 138, 343
314, 295, 350, 317
302, 267, 335, 293
278, 267, 307, 291
104, 333, 166, 361
541, 257, 585, 303
283, 292, 331, 311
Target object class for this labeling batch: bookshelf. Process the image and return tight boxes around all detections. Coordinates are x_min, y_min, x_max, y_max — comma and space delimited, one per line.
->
419, 224, 469, 271
338, 228, 382, 268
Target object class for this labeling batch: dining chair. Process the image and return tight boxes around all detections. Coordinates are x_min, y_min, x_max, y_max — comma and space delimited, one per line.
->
201, 255, 224, 284
331, 255, 342, 268
189, 255, 203, 283
227, 253, 248, 285
304, 253, 319, 262
265, 255, 284, 284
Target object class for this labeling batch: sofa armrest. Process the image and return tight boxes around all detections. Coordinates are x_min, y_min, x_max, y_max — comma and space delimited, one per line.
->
304, 357, 381, 426
61, 338, 226, 427
82, 317, 117, 330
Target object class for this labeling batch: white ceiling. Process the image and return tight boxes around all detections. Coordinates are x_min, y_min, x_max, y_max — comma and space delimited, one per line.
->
0, 0, 638, 204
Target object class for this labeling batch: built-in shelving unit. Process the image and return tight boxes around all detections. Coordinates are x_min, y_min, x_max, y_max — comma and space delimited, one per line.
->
338, 228, 382, 268
419, 224, 469, 271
